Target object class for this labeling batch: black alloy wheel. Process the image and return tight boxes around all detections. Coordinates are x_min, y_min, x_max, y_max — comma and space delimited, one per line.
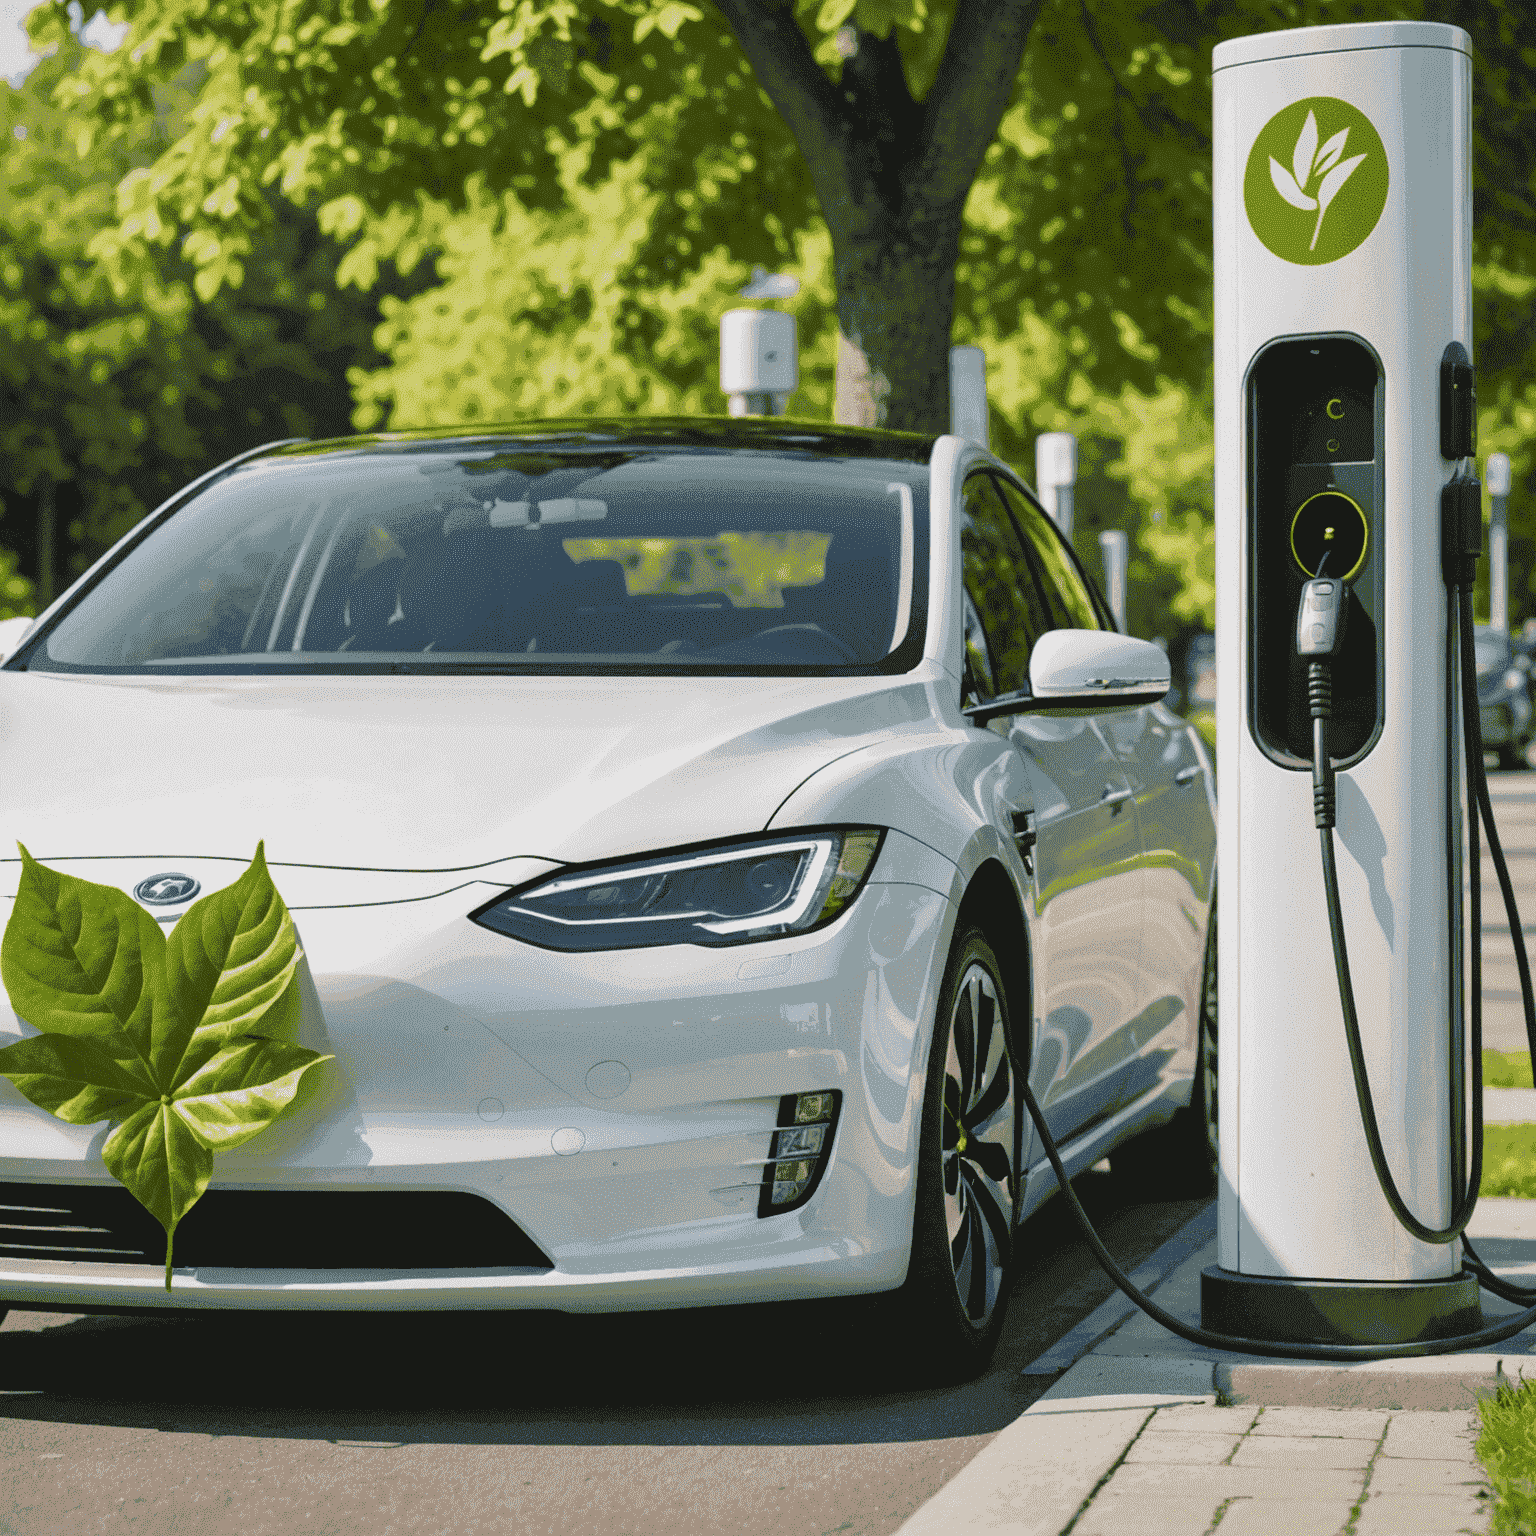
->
941, 957, 1018, 1325
878, 926, 1020, 1382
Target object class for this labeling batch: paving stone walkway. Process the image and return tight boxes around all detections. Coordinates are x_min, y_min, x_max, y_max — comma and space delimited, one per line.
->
1075, 1403, 1491, 1536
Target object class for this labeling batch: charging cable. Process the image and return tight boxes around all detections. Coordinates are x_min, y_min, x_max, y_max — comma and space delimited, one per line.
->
1012, 476, 1536, 1360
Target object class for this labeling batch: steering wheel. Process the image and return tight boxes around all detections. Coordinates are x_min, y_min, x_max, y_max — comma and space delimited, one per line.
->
752, 624, 860, 663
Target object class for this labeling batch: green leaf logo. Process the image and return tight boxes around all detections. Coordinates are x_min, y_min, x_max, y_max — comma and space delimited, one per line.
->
0, 844, 331, 1288
1244, 97, 1389, 266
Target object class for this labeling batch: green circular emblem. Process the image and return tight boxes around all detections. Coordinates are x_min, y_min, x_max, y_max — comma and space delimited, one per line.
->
1244, 97, 1389, 265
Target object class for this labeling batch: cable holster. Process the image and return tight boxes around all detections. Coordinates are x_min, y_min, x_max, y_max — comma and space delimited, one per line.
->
1442, 471, 1483, 592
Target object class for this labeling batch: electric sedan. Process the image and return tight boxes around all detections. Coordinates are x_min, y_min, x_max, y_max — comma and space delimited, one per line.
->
0, 420, 1216, 1379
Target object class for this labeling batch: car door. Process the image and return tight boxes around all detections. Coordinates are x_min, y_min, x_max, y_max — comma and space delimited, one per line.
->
959, 474, 1144, 1144
996, 475, 1187, 1115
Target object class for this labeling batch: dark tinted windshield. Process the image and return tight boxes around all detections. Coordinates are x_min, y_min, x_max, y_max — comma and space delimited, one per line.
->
27, 443, 929, 676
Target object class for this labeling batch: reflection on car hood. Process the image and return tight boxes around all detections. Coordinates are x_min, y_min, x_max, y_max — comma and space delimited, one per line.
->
0, 671, 941, 879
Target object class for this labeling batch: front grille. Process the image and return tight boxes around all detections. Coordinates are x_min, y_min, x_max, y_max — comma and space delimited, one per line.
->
0, 1183, 552, 1270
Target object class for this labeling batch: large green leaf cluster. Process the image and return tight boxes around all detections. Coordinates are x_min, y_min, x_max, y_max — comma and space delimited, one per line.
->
1, 34, 396, 592
0, 843, 331, 1287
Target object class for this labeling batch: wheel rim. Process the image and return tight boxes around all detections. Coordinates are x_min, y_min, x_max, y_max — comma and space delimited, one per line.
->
942, 962, 1016, 1326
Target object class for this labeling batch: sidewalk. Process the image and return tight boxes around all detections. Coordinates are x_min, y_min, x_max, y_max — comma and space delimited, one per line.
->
894, 1198, 1536, 1535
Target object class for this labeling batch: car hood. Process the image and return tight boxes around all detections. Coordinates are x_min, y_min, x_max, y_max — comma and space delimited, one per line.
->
0, 670, 941, 887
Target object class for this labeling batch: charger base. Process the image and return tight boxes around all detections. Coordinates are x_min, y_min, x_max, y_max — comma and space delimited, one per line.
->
1201, 1266, 1481, 1347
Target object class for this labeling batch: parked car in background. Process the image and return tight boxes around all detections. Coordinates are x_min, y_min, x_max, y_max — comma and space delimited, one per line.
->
0, 419, 1217, 1381
1475, 623, 1534, 770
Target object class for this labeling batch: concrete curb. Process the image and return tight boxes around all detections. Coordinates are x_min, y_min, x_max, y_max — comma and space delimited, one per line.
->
1218, 1354, 1515, 1410
894, 1356, 1215, 1536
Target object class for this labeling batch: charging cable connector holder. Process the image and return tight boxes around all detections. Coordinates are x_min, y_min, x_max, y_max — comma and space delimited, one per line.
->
1441, 471, 1483, 592
1441, 342, 1477, 461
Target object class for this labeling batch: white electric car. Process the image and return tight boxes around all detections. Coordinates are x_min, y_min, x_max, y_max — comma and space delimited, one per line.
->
0, 420, 1216, 1378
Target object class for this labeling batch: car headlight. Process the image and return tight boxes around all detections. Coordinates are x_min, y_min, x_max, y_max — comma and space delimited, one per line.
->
470, 828, 885, 951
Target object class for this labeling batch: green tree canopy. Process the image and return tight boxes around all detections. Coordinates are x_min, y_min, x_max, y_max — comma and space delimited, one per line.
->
1, 30, 398, 605
11, 0, 1536, 648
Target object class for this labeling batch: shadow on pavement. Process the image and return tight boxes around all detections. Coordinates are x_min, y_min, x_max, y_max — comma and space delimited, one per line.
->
0, 1170, 1210, 1448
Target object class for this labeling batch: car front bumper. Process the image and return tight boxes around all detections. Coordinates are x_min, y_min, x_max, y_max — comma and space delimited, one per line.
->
0, 832, 960, 1314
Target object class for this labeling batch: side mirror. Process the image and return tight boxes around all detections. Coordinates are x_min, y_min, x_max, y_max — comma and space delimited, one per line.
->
1030, 629, 1170, 709
0, 616, 33, 665
964, 628, 1169, 723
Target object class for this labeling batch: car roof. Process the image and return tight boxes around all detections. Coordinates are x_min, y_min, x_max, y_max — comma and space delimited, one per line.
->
250, 417, 941, 467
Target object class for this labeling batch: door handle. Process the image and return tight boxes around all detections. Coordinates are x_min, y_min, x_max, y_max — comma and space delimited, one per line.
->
1101, 784, 1133, 812
1008, 809, 1036, 877
1175, 765, 1201, 786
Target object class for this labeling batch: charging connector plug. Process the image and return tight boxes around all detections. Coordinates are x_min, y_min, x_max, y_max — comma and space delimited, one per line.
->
1442, 471, 1483, 592
1297, 577, 1347, 827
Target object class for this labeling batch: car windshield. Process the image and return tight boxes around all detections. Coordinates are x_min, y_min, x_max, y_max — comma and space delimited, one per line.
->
24, 442, 929, 676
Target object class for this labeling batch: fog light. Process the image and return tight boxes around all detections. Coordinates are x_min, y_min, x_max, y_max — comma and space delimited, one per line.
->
794, 1092, 835, 1123
759, 1090, 840, 1217
775, 1124, 825, 1157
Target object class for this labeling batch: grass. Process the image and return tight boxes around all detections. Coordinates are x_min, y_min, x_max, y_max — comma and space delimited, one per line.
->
1458, 1060, 1536, 1525
1482, 1126, 1536, 1198
1488, 1050, 1536, 1089
1480, 1379, 1536, 1533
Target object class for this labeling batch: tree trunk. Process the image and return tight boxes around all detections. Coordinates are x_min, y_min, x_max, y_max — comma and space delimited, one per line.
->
711, 0, 1038, 435
830, 207, 963, 432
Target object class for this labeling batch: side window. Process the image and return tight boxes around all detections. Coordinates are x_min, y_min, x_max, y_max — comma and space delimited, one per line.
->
994, 477, 1106, 631
961, 589, 996, 703
960, 475, 1049, 693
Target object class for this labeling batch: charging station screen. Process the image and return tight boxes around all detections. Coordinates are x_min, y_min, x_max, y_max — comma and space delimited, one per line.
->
1248, 338, 1383, 766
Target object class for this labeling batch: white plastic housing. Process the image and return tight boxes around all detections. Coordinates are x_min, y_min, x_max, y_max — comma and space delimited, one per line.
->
1214, 21, 1472, 1281
1035, 433, 1077, 539
949, 346, 989, 447
1028, 628, 1169, 704
720, 309, 797, 395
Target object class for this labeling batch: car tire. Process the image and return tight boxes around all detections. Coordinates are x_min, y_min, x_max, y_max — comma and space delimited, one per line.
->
1112, 901, 1218, 1198
876, 926, 1021, 1384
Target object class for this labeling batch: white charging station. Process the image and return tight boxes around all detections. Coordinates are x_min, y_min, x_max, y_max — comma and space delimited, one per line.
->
1099, 530, 1129, 634
1036, 433, 1077, 539
1208, 20, 1479, 1343
720, 308, 797, 417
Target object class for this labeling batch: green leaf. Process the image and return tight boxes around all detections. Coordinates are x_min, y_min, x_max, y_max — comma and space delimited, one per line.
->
172, 1035, 332, 1152
0, 844, 332, 1289
1, 843, 166, 1052
165, 841, 300, 1068
0, 1033, 156, 1125
102, 1099, 213, 1289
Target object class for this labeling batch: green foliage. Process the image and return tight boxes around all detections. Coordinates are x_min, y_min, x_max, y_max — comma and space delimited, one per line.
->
0, 842, 331, 1287
0, 552, 34, 622
1481, 1124, 1536, 1199
1479, 1378, 1536, 1534
2, 36, 396, 586
9, 0, 1536, 646
1487, 1050, 1536, 1090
